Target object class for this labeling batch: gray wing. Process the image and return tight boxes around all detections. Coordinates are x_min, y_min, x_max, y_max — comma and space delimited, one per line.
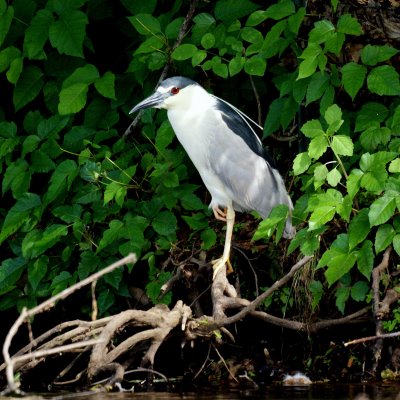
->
208, 104, 295, 238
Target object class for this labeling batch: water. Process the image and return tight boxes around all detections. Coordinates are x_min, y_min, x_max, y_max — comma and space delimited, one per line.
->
1, 384, 399, 400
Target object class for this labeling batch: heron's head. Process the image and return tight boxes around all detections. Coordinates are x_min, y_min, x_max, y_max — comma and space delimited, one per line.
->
130, 76, 199, 114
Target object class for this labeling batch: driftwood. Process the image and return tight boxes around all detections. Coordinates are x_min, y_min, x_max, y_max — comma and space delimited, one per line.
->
1, 251, 378, 394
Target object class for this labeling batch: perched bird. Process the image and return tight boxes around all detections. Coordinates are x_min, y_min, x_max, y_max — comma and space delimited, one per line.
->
130, 77, 294, 276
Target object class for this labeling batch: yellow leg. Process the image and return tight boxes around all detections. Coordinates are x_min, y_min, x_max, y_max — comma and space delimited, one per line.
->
212, 205, 235, 279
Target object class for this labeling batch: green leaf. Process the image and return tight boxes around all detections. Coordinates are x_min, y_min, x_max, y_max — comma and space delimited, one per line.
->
393, 234, 400, 256
0, 46, 20, 73
94, 71, 116, 99
201, 229, 217, 250
336, 14, 363, 35
103, 268, 123, 290
314, 164, 328, 182
325, 251, 357, 286
351, 281, 369, 302
360, 126, 391, 152
49, 10, 88, 57
22, 224, 68, 259
155, 121, 175, 150
165, 17, 184, 39
22, 134, 41, 157
58, 83, 89, 115
349, 209, 370, 250
361, 44, 399, 66
331, 135, 354, 157
298, 43, 322, 80
193, 13, 216, 30
324, 32, 345, 55
135, 36, 164, 54
0, 258, 26, 295
152, 211, 177, 236
293, 152, 311, 175
244, 56, 266, 76
0, 5, 13, 47
163, 172, 179, 188
172, 44, 198, 60
335, 286, 350, 314
369, 195, 397, 226
213, 62, 228, 78
246, 10, 268, 26
308, 205, 336, 230
341, 62, 367, 100
50, 271, 73, 295
288, 7, 306, 34
0, 193, 41, 246
301, 119, 325, 138
228, 56, 245, 76
2, 159, 31, 198
375, 224, 395, 253
6, 56, 23, 84
97, 220, 124, 252
241, 27, 263, 43
327, 168, 341, 187
23, 9, 53, 59
28, 257, 48, 292
264, 0, 295, 20
347, 169, 362, 199
367, 65, 400, 96
389, 158, 400, 173
128, 13, 161, 35
13, 66, 44, 111
52, 204, 82, 224
309, 20, 335, 44
214, 0, 259, 22
324, 104, 342, 126
306, 72, 330, 105
355, 102, 388, 132
201, 32, 215, 49
63, 64, 100, 87
308, 135, 329, 160
253, 205, 290, 242
104, 181, 127, 207
45, 160, 79, 204
192, 50, 207, 67
309, 280, 324, 310
356, 240, 374, 279
264, 97, 284, 135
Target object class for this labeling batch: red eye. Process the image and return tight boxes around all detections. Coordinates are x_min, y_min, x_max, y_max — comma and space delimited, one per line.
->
171, 87, 180, 95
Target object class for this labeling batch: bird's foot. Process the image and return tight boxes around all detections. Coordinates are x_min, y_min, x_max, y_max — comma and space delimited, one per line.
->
212, 257, 233, 279
212, 206, 227, 222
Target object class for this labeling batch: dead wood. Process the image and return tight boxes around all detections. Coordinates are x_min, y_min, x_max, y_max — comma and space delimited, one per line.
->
1, 253, 137, 394
371, 247, 392, 373
1, 251, 390, 392
87, 301, 192, 381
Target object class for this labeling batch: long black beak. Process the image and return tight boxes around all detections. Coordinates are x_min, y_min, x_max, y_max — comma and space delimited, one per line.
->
129, 91, 165, 114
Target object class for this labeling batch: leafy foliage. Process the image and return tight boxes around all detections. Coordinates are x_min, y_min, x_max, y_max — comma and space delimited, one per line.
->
0, 0, 399, 328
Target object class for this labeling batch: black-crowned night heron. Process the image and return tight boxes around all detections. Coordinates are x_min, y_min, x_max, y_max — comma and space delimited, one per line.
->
130, 77, 294, 276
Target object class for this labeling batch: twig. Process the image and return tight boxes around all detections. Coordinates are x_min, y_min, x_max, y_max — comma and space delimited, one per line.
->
232, 245, 259, 297
249, 75, 262, 126
344, 331, 400, 347
194, 343, 212, 379
212, 343, 239, 383
2, 253, 137, 394
10, 339, 106, 365
371, 247, 392, 373
215, 255, 312, 328
123, 0, 200, 137
250, 305, 370, 332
